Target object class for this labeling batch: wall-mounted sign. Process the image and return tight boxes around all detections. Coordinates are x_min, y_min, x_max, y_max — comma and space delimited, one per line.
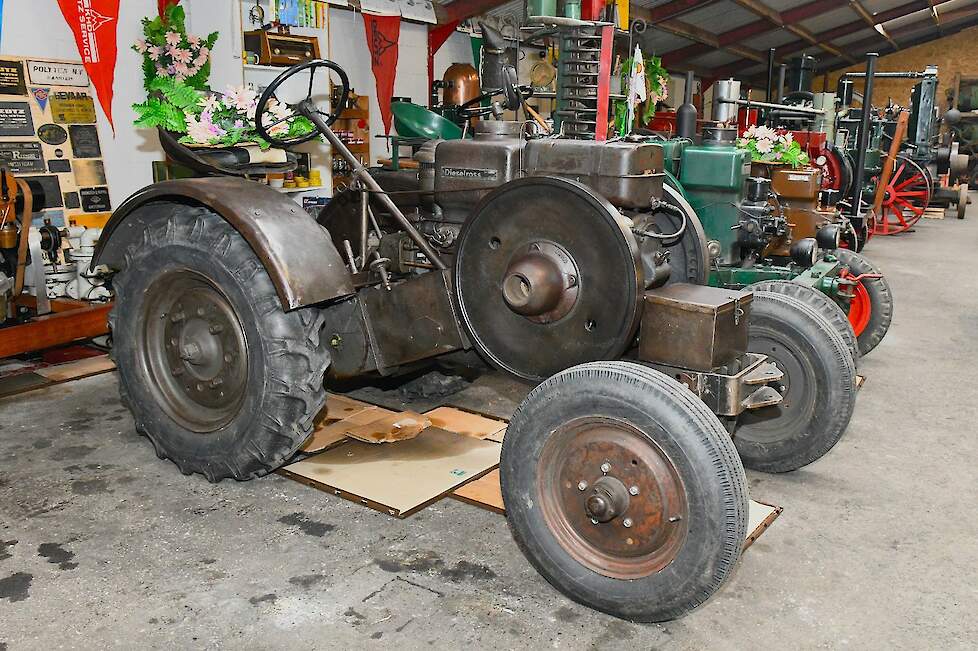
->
48, 159, 72, 173
68, 124, 101, 158
0, 142, 45, 173
37, 123, 68, 145
51, 91, 96, 124
31, 87, 50, 112
0, 102, 35, 136
74, 159, 106, 186
79, 186, 111, 212
26, 60, 89, 87
0, 59, 26, 95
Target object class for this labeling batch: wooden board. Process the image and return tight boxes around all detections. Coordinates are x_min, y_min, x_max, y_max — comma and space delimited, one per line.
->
423, 406, 507, 443
35, 354, 115, 381
281, 428, 501, 518
0, 353, 114, 399
451, 468, 504, 514
450, 471, 783, 550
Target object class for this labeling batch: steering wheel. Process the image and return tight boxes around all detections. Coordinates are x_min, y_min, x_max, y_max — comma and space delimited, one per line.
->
255, 59, 350, 148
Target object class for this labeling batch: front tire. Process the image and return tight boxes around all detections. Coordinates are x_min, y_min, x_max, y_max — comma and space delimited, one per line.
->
745, 279, 859, 369
735, 291, 856, 473
501, 361, 748, 622
109, 203, 330, 481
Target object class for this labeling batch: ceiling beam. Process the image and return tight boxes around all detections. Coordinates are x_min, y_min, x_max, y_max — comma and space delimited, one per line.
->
649, 17, 768, 63
849, 0, 899, 48
661, 0, 849, 67
640, 0, 719, 22
816, 11, 978, 74
727, 0, 858, 63
435, 0, 513, 24
828, 3, 978, 51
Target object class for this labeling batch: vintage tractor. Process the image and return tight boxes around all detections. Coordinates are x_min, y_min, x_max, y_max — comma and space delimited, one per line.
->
91, 60, 856, 622
659, 83, 893, 358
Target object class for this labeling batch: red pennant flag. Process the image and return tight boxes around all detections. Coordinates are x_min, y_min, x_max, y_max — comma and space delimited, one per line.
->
158, 0, 181, 17
361, 12, 400, 135
56, 0, 121, 131
427, 21, 459, 96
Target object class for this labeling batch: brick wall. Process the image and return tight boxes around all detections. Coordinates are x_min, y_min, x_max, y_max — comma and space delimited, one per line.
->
813, 25, 978, 109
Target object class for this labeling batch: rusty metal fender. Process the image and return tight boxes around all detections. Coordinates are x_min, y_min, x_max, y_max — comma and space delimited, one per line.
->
92, 177, 355, 310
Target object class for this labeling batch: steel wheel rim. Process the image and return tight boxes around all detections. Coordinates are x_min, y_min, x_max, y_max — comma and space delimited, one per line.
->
738, 331, 816, 442
141, 269, 249, 432
537, 416, 689, 580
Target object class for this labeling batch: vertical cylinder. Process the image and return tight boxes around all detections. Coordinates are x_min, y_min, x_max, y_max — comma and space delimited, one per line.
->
849, 53, 878, 218
676, 70, 697, 140
765, 49, 776, 125
777, 64, 786, 101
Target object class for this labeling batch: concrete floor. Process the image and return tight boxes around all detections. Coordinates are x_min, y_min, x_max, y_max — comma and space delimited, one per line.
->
2, 203, 978, 650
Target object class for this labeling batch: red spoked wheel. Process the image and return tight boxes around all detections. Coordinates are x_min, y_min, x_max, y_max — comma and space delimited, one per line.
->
873, 155, 932, 235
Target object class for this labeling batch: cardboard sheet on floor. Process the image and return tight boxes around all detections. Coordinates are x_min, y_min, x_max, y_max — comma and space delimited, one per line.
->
450, 470, 783, 550
299, 395, 394, 453
423, 406, 506, 442
281, 427, 501, 517
345, 410, 431, 444
0, 354, 116, 398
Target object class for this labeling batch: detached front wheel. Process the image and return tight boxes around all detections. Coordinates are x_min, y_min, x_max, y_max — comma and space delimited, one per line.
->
501, 361, 748, 622
109, 204, 331, 481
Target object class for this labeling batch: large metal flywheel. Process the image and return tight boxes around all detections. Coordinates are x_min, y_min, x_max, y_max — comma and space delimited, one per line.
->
454, 176, 643, 382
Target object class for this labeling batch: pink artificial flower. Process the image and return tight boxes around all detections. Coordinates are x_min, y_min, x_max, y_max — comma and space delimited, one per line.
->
165, 31, 181, 47
755, 138, 774, 154
187, 34, 201, 46
169, 47, 192, 64
173, 62, 190, 78
134, 39, 148, 53
148, 45, 163, 61
201, 94, 222, 113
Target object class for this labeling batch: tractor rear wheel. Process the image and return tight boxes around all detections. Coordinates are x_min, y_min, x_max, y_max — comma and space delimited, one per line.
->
501, 361, 748, 622
735, 291, 856, 473
745, 279, 859, 369
836, 249, 893, 356
109, 204, 331, 481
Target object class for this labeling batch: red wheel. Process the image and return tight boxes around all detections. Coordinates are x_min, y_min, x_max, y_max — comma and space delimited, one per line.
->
839, 268, 872, 336
873, 155, 930, 235
814, 145, 852, 196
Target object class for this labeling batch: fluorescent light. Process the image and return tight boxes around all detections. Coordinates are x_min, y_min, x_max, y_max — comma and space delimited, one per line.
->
932, 5, 939, 18
874, 23, 888, 37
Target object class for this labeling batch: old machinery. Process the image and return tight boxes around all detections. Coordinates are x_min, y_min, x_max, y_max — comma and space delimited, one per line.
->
0, 168, 111, 358
92, 58, 859, 622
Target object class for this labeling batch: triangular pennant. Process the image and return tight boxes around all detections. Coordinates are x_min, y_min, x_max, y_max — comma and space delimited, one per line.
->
55, 0, 120, 131
361, 12, 400, 135
31, 87, 51, 113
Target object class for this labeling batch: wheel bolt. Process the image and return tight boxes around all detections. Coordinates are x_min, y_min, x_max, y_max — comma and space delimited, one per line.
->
170, 311, 185, 323
577, 480, 588, 491
622, 518, 633, 528
170, 367, 184, 377
629, 486, 639, 496
209, 323, 224, 334
600, 462, 611, 474
210, 377, 223, 388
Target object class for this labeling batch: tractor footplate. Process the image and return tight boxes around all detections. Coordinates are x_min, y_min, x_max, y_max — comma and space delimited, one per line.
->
646, 353, 784, 417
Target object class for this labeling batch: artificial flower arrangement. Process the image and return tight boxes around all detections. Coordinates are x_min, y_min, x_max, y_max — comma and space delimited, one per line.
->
736, 125, 810, 167
131, 3, 315, 150
614, 54, 670, 135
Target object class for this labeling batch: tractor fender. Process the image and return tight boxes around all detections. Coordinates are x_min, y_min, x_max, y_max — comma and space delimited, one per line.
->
92, 177, 355, 310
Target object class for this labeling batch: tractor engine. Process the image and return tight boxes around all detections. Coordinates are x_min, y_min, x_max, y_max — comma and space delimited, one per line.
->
319, 120, 697, 379
678, 127, 787, 266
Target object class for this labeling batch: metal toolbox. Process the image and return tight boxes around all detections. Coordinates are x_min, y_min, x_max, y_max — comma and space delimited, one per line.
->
639, 284, 751, 372
523, 139, 664, 209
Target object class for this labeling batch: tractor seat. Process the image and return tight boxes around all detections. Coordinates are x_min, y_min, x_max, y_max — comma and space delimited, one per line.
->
158, 128, 298, 177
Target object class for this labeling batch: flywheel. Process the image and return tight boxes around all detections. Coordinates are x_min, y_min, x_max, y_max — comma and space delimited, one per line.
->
454, 176, 643, 382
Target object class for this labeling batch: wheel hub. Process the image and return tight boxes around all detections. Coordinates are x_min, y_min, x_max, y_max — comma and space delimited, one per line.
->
143, 272, 248, 432
501, 241, 579, 323
538, 417, 688, 579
